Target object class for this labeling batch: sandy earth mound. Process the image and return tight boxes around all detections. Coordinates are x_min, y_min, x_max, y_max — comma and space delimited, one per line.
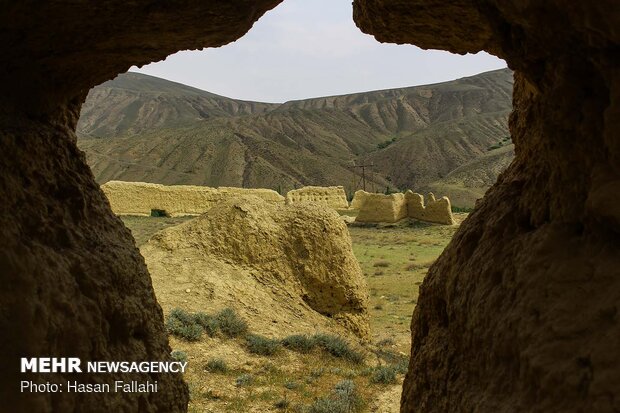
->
141, 195, 370, 339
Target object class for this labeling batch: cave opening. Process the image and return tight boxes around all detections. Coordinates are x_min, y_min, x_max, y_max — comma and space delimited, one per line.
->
2, 0, 617, 412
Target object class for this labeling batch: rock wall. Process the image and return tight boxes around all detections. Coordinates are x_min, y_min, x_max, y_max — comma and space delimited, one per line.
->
285, 185, 349, 209
102, 180, 284, 216
405, 191, 455, 225
355, 192, 408, 223
0, 1, 282, 411
142, 196, 370, 339
354, 1, 620, 412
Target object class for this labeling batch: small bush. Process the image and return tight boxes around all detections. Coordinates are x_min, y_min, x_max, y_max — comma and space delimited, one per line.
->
373, 260, 390, 268
235, 373, 253, 387
170, 350, 187, 363
192, 312, 219, 336
205, 358, 228, 373
166, 308, 204, 341
246, 334, 281, 356
216, 308, 248, 338
281, 334, 316, 353
370, 366, 397, 384
307, 380, 363, 413
313, 334, 364, 363
374, 304, 383, 310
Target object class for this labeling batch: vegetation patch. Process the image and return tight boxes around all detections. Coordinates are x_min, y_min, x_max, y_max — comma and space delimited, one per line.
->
205, 358, 228, 373
165, 307, 248, 341
246, 334, 281, 356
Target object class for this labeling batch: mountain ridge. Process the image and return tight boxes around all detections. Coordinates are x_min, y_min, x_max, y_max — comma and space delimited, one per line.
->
77, 68, 514, 207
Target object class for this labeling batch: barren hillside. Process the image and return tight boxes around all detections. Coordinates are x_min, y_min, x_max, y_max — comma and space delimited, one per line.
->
78, 69, 514, 206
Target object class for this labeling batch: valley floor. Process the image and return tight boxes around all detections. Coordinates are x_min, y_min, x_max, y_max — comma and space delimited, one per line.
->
121, 213, 464, 412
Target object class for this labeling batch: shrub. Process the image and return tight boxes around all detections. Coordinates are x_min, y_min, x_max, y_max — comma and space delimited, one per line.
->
373, 260, 390, 268
205, 358, 228, 373
235, 373, 253, 387
333, 379, 363, 411
370, 366, 397, 384
246, 334, 281, 356
170, 350, 187, 363
307, 380, 363, 413
216, 308, 248, 338
166, 317, 202, 341
313, 334, 364, 363
166, 308, 203, 341
192, 312, 219, 336
281, 334, 316, 353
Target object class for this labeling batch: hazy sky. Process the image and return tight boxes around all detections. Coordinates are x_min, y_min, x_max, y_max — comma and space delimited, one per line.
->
131, 0, 506, 103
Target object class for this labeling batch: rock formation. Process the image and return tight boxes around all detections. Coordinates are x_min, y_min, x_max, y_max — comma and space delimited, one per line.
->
102, 180, 284, 216
355, 192, 408, 223
142, 196, 370, 339
0, 1, 282, 411
405, 191, 455, 225
285, 185, 349, 210
354, 1, 620, 412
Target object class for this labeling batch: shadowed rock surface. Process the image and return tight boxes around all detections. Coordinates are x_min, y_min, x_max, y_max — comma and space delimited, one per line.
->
0, 1, 283, 411
354, 0, 620, 412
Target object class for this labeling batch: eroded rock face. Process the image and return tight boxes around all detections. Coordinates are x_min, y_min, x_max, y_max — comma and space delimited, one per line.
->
0, 1, 282, 411
354, 1, 620, 412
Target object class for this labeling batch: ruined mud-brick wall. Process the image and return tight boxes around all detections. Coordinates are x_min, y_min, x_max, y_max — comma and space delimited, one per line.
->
355, 192, 408, 223
349, 190, 366, 210
405, 191, 455, 225
102, 181, 284, 216
354, 1, 620, 412
143, 195, 370, 339
285, 185, 349, 209
354, 190, 455, 225
0, 1, 282, 411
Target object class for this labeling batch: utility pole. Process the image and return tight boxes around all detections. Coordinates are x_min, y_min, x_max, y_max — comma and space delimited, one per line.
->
351, 162, 374, 192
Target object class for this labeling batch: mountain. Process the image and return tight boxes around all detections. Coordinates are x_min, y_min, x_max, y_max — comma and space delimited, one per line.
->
77, 69, 514, 206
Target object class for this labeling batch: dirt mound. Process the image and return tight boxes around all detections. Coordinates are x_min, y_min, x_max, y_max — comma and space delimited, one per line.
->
141, 195, 370, 339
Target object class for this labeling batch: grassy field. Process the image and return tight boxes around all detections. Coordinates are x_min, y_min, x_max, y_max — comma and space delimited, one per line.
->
348, 220, 460, 353
120, 213, 463, 412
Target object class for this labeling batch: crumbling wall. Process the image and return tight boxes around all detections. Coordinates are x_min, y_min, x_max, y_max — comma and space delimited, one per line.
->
285, 185, 349, 209
142, 196, 370, 339
350, 190, 367, 210
354, 1, 620, 412
101, 180, 284, 216
355, 192, 408, 223
405, 191, 455, 225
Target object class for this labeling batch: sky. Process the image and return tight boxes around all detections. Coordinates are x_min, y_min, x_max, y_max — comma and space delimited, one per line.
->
131, 0, 506, 103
